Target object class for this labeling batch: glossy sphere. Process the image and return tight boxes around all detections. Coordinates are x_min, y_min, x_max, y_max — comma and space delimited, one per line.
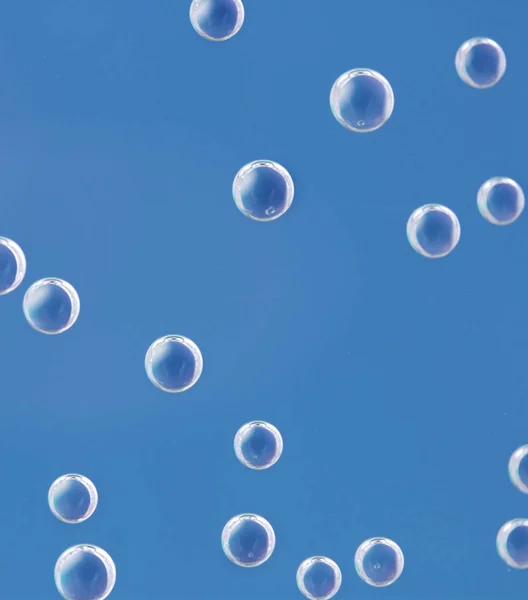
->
477, 177, 524, 225
497, 519, 528, 568
55, 545, 116, 600
49, 474, 98, 524
407, 204, 461, 258
0, 237, 26, 295
221, 514, 275, 567
456, 38, 506, 89
297, 556, 342, 600
234, 421, 283, 470
330, 69, 394, 133
23, 278, 80, 334
190, 0, 244, 42
509, 446, 528, 494
355, 538, 404, 587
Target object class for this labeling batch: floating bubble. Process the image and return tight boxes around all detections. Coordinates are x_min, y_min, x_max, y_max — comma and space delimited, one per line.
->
233, 160, 294, 222
221, 513, 275, 567
456, 37, 506, 89
477, 177, 524, 225
330, 69, 394, 133
296, 556, 342, 600
355, 537, 404, 587
145, 335, 203, 393
497, 519, 528, 569
234, 421, 283, 470
190, 0, 244, 42
48, 474, 98, 524
509, 446, 528, 494
23, 278, 80, 334
55, 544, 116, 600
0, 237, 26, 295
407, 204, 461, 258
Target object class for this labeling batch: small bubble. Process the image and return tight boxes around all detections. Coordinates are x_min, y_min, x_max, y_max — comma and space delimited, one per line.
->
355, 537, 404, 587
49, 474, 98, 524
497, 519, 528, 569
234, 421, 283, 470
477, 177, 524, 225
297, 556, 342, 600
407, 204, 461, 258
23, 278, 80, 334
221, 514, 275, 567
456, 37, 506, 89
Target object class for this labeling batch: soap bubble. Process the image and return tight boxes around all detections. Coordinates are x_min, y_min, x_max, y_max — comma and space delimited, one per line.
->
55, 545, 116, 600
355, 537, 404, 587
330, 69, 394, 133
190, 0, 244, 42
0, 237, 26, 295
509, 446, 528, 494
296, 556, 342, 600
49, 474, 98, 524
23, 278, 80, 334
234, 421, 283, 470
145, 335, 203, 393
456, 37, 506, 89
221, 513, 275, 567
407, 204, 461, 258
477, 177, 524, 225
497, 519, 528, 569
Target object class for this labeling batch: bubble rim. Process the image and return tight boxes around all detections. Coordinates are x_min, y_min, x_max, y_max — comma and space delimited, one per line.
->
48, 473, 99, 524
23, 277, 80, 335
406, 203, 461, 259
509, 445, 528, 494
477, 176, 525, 226
0, 236, 26, 296
221, 513, 276, 568
497, 518, 528, 569
234, 420, 284, 470
354, 537, 404, 587
189, 0, 245, 43
455, 37, 506, 89
296, 555, 342, 600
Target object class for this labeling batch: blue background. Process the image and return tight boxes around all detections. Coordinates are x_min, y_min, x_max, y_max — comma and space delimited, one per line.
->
0, 0, 525, 598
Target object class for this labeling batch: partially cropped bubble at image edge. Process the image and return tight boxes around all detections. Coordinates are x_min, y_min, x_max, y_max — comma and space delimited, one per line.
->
189, 0, 245, 42
296, 556, 342, 600
497, 520, 528, 569
0, 237, 26, 295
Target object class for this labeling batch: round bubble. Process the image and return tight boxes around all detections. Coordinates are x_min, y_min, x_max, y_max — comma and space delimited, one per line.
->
49, 474, 98, 524
477, 177, 524, 225
55, 545, 116, 600
355, 537, 404, 587
234, 421, 283, 470
407, 204, 461, 258
23, 278, 80, 334
145, 335, 203, 393
190, 0, 244, 42
296, 556, 342, 600
509, 446, 528, 494
497, 519, 528, 568
221, 513, 275, 567
456, 37, 506, 89
0, 237, 26, 295
330, 69, 394, 133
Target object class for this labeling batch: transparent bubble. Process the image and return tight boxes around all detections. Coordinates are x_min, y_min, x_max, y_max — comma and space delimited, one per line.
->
0, 237, 26, 295
509, 446, 528, 494
407, 204, 461, 258
190, 0, 244, 42
330, 69, 394, 133
456, 38, 506, 89
355, 537, 404, 587
145, 335, 203, 393
55, 545, 116, 600
233, 160, 294, 222
234, 421, 283, 470
477, 177, 524, 225
296, 556, 342, 600
23, 278, 80, 334
497, 519, 528, 568
49, 474, 98, 524
221, 513, 275, 567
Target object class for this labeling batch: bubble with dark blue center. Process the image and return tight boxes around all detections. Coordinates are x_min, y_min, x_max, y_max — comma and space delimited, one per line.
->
456, 38, 506, 89
0, 237, 26, 295
23, 278, 80, 334
233, 160, 294, 222
509, 446, 528, 495
497, 519, 528, 568
190, 0, 244, 42
355, 538, 404, 587
49, 474, 98, 524
234, 421, 283, 470
221, 514, 275, 567
478, 177, 524, 225
297, 557, 342, 600
407, 204, 461, 258
55, 545, 116, 600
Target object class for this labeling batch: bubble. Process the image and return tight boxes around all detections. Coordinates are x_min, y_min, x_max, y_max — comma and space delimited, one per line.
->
456, 38, 506, 89
330, 69, 394, 133
233, 160, 294, 222
23, 278, 80, 334
296, 556, 342, 600
509, 446, 528, 494
55, 545, 116, 600
234, 421, 283, 470
355, 537, 404, 587
477, 177, 524, 225
190, 0, 244, 42
221, 513, 275, 567
0, 237, 26, 295
407, 204, 461, 258
145, 335, 203, 393
497, 519, 528, 568
49, 474, 98, 524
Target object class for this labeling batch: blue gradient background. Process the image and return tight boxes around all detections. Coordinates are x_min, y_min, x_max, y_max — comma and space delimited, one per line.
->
0, 1, 526, 599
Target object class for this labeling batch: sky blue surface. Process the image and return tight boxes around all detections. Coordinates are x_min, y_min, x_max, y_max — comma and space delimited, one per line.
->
0, 0, 526, 599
